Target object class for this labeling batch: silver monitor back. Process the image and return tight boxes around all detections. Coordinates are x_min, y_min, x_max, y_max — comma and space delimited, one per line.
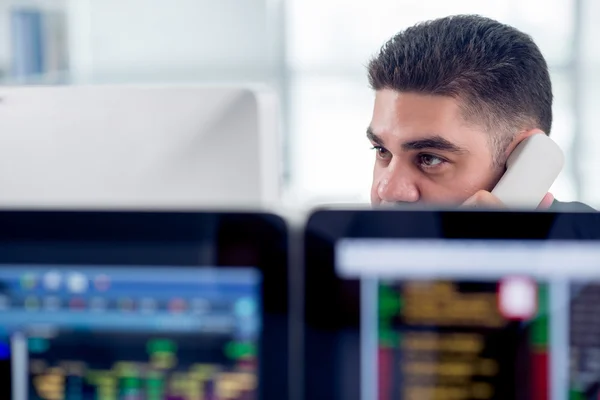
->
0, 85, 280, 209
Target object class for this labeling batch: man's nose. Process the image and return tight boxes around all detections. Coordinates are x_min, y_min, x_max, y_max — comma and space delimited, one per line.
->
377, 166, 420, 204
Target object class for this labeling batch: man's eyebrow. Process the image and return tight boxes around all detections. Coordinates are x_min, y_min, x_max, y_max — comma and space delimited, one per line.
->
402, 136, 467, 154
367, 128, 467, 154
366, 127, 383, 145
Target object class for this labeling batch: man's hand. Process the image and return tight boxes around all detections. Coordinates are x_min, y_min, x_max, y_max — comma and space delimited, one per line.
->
462, 190, 554, 209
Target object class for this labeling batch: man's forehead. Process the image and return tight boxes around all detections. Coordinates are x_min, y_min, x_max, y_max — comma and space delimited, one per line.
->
369, 91, 487, 151
373, 90, 464, 121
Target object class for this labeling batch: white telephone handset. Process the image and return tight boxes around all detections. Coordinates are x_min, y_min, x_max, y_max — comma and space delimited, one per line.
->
491, 133, 564, 208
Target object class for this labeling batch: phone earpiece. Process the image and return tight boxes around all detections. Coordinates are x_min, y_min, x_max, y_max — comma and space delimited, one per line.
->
491, 134, 564, 208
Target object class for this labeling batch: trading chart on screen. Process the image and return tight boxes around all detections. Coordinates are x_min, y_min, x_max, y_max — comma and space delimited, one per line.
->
0, 266, 261, 400
376, 279, 549, 400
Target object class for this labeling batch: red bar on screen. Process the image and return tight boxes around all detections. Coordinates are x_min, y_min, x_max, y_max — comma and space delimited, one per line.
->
378, 347, 392, 400
532, 351, 549, 400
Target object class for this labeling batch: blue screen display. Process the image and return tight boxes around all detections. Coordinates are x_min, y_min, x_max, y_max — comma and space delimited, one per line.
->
0, 265, 262, 400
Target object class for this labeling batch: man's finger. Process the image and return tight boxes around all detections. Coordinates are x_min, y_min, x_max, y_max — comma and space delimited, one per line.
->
538, 192, 554, 209
462, 190, 505, 208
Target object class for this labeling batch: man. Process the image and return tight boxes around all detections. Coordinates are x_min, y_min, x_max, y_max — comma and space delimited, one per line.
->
366, 14, 594, 211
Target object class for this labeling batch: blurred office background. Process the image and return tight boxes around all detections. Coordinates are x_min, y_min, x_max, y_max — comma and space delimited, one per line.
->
0, 0, 599, 207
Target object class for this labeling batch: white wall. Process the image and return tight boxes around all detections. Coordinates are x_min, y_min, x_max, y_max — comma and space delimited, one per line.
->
66, 0, 279, 83
579, 0, 600, 205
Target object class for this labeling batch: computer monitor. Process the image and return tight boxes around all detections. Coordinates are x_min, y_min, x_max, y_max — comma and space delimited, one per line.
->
0, 85, 279, 209
303, 209, 600, 400
0, 210, 288, 400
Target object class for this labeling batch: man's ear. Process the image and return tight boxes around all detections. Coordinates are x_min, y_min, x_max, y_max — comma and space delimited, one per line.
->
503, 128, 546, 159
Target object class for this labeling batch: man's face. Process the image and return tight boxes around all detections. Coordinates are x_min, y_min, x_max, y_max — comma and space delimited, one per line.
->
369, 89, 504, 206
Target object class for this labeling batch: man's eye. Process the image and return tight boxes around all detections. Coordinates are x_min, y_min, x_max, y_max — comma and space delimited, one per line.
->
418, 154, 445, 168
371, 146, 391, 159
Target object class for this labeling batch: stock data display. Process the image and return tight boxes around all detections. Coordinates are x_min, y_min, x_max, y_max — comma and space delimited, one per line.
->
377, 279, 549, 400
569, 283, 600, 399
28, 332, 256, 400
0, 266, 261, 400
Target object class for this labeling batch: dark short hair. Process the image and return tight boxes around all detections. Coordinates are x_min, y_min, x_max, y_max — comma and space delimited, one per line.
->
367, 14, 553, 162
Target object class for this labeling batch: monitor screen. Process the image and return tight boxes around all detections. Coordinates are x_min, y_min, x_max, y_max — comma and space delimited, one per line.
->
306, 231, 600, 400
1, 265, 261, 400
371, 279, 543, 400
